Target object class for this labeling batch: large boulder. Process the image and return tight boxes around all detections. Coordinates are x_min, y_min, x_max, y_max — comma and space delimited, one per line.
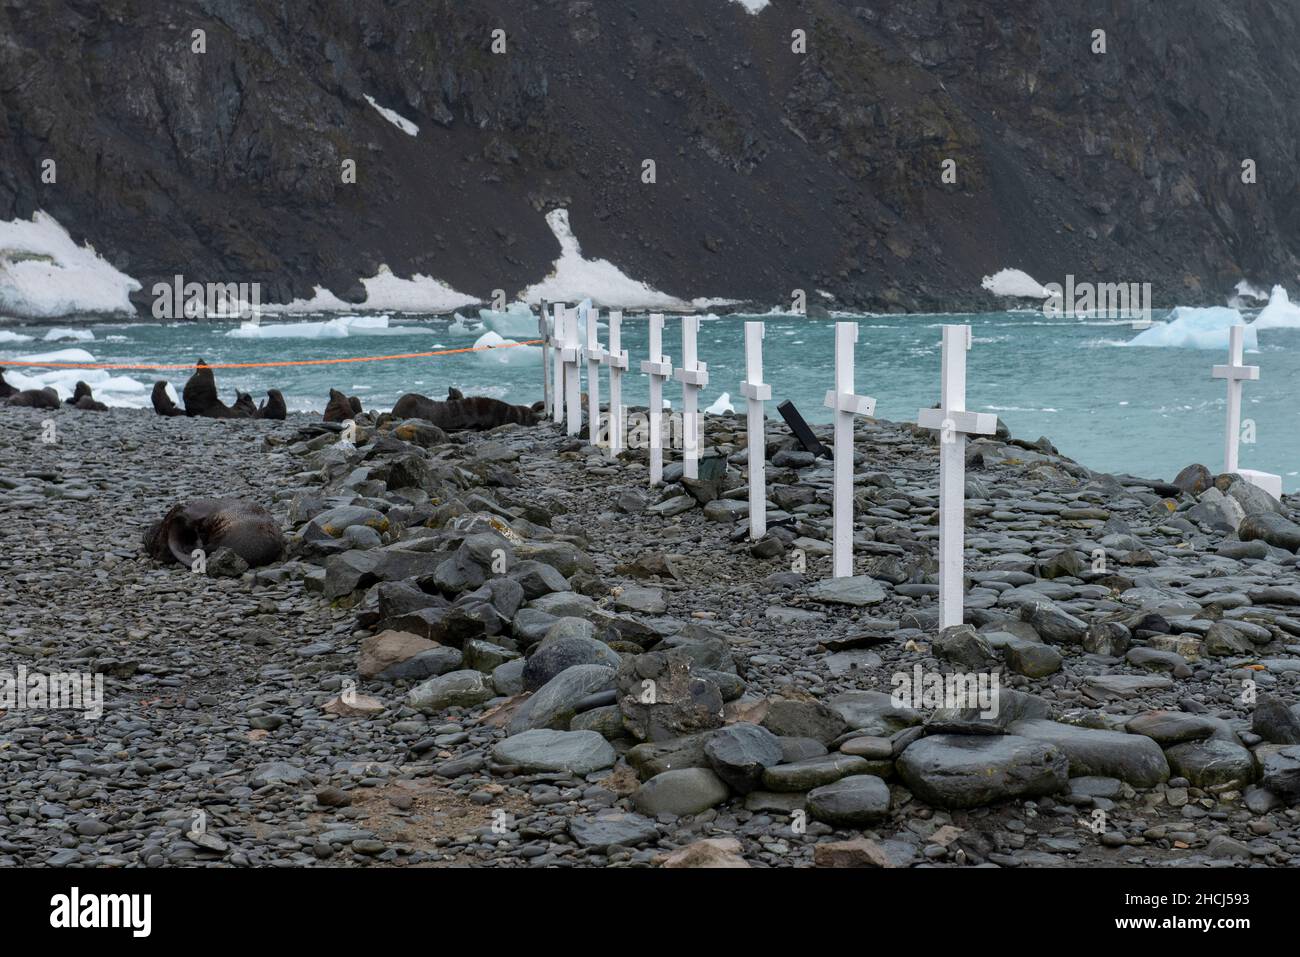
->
1239, 513, 1300, 553
895, 734, 1069, 808
492, 729, 616, 774
1008, 719, 1169, 787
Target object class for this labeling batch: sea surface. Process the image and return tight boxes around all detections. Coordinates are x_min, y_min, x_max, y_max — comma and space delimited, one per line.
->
3, 308, 1297, 491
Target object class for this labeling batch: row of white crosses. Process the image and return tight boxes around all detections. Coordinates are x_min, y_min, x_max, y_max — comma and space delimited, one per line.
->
540, 305, 988, 628
1213, 325, 1282, 500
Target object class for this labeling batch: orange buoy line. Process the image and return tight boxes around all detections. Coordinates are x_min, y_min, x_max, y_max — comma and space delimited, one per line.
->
0, 339, 545, 371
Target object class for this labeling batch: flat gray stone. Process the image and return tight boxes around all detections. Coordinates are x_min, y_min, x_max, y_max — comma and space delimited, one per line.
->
491, 729, 616, 774
896, 734, 1068, 808
1009, 719, 1170, 788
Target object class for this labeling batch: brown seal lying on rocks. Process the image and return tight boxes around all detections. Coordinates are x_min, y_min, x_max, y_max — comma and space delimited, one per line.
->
231, 392, 257, 418
151, 382, 185, 416
323, 388, 363, 422
390, 392, 541, 431
143, 498, 285, 567
0, 368, 17, 398
6, 386, 60, 409
256, 389, 287, 420
64, 381, 109, 411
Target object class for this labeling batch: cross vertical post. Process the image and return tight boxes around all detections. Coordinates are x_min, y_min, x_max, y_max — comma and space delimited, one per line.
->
1212, 325, 1258, 474
551, 303, 566, 426
740, 321, 771, 539
539, 298, 552, 419
640, 313, 673, 485
674, 316, 709, 480
916, 325, 997, 629
602, 310, 629, 456
559, 303, 583, 436
822, 322, 877, 578
586, 305, 605, 447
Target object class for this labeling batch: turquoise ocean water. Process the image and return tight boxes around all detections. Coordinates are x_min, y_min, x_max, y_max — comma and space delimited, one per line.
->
3, 309, 1297, 491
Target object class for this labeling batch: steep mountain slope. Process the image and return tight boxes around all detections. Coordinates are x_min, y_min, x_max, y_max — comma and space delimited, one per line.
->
1, 0, 1297, 314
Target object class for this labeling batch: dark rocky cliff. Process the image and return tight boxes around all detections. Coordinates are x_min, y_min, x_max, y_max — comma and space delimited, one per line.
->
2, 0, 1297, 313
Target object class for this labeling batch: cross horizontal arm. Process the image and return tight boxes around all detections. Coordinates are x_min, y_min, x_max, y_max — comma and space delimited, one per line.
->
917, 407, 998, 435
824, 390, 876, 417
741, 381, 772, 401
1211, 364, 1259, 381
640, 358, 672, 376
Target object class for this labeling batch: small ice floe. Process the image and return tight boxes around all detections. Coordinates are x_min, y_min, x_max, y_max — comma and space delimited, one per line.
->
980, 268, 1050, 299
448, 313, 485, 335
705, 392, 735, 415
1251, 285, 1300, 330
363, 95, 419, 136
0, 211, 141, 318
227, 315, 398, 339
1127, 306, 1255, 351
479, 301, 538, 338
5, 347, 149, 407
472, 330, 540, 366
0, 329, 34, 343
43, 327, 94, 342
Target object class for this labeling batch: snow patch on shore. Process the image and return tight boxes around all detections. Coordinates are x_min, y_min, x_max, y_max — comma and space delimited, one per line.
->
364, 95, 419, 136
261, 265, 478, 315
521, 209, 689, 310
729, 0, 770, 13
981, 268, 1049, 299
0, 212, 141, 318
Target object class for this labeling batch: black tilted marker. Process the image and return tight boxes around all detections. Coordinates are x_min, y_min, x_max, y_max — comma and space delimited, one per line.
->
777, 399, 832, 458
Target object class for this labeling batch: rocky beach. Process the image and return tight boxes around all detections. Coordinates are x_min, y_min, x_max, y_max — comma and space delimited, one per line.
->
3, 398, 1300, 869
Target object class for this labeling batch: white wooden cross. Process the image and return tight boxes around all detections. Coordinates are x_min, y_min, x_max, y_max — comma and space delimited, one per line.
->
822, 322, 877, 578
585, 305, 605, 447
601, 310, 629, 456
674, 316, 709, 479
1212, 325, 1281, 499
550, 303, 566, 426
538, 299, 553, 419
640, 313, 673, 485
740, 321, 771, 539
559, 303, 583, 436
916, 324, 997, 629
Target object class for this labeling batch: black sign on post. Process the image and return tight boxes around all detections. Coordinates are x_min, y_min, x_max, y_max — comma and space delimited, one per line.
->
777, 399, 832, 458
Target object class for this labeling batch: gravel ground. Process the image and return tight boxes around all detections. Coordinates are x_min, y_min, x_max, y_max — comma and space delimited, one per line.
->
2, 402, 1299, 868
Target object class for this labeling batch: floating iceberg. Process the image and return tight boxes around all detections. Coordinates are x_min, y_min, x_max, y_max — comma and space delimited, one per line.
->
0, 211, 141, 318
705, 392, 735, 415
471, 330, 541, 366
1251, 285, 1300, 330
227, 314, 426, 339
2, 347, 150, 407
1126, 307, 1255, 351
43, 327, 95, 342
981, 268, 1049, 299
0, 329, 33, 343
448, 313, 485, 335
480, 302, 538, 338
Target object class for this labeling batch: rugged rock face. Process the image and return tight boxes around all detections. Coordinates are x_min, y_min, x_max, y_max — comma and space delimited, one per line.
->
2, 0, 1297, 312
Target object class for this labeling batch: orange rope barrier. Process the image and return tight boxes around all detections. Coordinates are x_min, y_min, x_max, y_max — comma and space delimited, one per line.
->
0, 339, 545, 371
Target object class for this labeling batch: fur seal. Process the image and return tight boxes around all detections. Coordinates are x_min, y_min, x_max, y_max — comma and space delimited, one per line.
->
0, 368, 17, 398
181, 359, 242, 418
256, 389, 287, 420
6, 386, 60, 409
143, 498, 285, 568
64, 381, 108, 411
151, 382, 185, 416
323, 388, 363, 422
231, 392, 258, 418
391, 392, 539, 431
